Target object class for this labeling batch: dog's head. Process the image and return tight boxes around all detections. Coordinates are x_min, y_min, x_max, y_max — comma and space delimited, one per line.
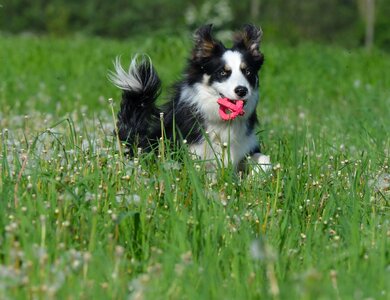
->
187, 24, 264, 119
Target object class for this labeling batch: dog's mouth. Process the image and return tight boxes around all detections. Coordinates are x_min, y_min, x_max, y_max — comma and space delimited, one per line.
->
217, 94, 246, 121
219, 94, 247, 106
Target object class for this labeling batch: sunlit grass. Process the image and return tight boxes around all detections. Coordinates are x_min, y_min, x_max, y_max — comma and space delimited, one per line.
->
0, 34, 389, 299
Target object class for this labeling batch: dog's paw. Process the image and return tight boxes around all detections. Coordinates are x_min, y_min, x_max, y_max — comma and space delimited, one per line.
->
250, 153, 272, 174
257, 154, 272, 172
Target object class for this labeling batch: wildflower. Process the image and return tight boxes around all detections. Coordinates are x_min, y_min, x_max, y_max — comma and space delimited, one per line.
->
115, 246, 125, 257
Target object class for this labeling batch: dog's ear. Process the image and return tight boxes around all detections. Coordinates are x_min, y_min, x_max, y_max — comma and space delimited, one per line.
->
192, 24, 224, 61
233, 24, 263, 60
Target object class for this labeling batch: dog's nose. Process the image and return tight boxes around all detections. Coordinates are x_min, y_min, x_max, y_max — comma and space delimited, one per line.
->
234, 86, 248, 98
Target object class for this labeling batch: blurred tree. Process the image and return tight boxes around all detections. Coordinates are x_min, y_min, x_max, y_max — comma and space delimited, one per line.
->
185, 0, 233, 30
375, 0, 390, 49
358, 0, 375, 51
250, 0, 260, 21
0, 0, 389, 51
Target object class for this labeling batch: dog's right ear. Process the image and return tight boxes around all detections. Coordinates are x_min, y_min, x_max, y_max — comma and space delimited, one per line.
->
192, 24, 224, 61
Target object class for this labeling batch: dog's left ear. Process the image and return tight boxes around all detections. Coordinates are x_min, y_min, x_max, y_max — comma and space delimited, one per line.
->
233, 24, 263, 60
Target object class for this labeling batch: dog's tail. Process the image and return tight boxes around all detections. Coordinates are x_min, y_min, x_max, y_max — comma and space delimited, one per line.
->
108, 55, 161, 149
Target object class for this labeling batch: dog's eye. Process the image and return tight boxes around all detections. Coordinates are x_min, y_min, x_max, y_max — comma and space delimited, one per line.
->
220, 70, 227, 76
245, 68, 251, 76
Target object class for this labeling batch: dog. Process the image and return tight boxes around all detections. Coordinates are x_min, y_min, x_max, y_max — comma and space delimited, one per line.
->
109, 24, 271, 172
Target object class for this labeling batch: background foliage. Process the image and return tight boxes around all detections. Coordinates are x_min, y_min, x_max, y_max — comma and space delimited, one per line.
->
1, 0, 389, 50
0, 34, 389, 299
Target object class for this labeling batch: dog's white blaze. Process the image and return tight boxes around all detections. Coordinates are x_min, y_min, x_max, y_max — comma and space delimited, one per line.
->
214, 51, 251, 100
108, 56, 144, 92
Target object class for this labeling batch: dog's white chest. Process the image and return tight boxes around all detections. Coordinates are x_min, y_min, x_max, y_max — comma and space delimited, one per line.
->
189, 120, 258, 167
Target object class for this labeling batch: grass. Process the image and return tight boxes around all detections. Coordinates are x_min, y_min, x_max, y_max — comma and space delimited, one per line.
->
0, 33, 389, 299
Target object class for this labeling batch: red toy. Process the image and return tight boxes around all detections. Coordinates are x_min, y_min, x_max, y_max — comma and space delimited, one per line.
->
217, 98, 245, 121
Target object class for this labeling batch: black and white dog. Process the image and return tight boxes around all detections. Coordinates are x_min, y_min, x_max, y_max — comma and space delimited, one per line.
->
109, 24, 270, 172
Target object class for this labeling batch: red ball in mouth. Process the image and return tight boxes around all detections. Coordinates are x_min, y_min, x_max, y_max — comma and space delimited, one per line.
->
217, 98, 245, 121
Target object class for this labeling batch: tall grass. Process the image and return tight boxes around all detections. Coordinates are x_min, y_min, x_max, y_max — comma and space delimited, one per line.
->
0, 34, 389, 299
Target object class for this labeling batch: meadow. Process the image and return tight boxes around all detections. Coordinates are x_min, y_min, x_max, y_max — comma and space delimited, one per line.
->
0, 33, 389, 299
